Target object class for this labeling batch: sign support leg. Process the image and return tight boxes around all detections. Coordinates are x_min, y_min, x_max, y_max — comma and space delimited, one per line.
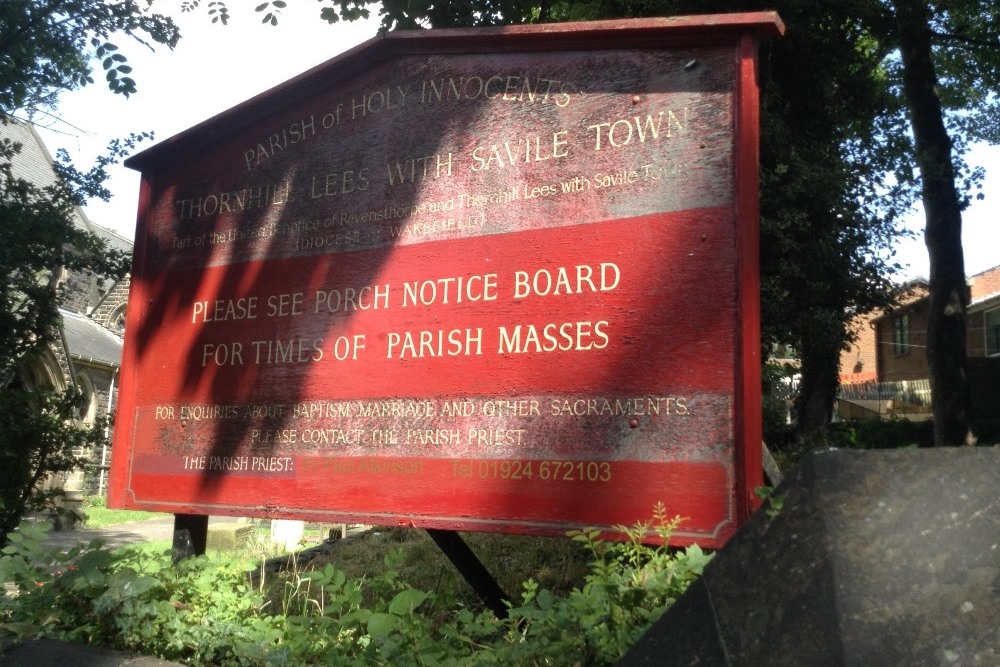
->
172, 513, 208, 562
426, 529, 510, 619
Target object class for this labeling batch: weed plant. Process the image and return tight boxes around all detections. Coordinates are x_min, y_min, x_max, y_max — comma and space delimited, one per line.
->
297, 527, 593, 615
0, 505, 709, 666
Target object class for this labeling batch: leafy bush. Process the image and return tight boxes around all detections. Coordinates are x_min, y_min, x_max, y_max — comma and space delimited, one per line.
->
82, 495, 106, 509
829, 417, 933, 449
762, 362, 797, 446
0, 387, 105, 545
768, 415, 937, 471
0, 509, 709, 666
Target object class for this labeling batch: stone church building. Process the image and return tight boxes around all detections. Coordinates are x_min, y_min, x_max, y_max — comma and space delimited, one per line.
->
3, 118, 131, 502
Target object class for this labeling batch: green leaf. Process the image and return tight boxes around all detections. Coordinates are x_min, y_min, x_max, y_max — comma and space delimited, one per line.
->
367, 612, 398, 638
106, 571, 160, 600
683, 545, 713, 574
388, 588, 428, 616
341, 608, 371, 625
12, 522, 51, 545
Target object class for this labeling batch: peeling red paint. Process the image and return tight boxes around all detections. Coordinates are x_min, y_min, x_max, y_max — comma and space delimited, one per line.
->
109, 15, 779, 547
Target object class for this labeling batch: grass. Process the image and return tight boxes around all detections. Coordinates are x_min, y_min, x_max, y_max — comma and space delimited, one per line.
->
114, 539, 172, 556
81, 500, 166, 529
281, 526, 593, 610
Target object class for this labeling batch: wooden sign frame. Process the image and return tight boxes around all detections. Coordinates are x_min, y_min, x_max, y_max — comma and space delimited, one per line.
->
110, 14, 783, 548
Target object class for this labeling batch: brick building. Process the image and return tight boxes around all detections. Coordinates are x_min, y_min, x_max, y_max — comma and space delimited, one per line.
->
841, 266, 1000, 382
839, 280, 929, 384
839, 266, 1000, 420
967, 266, 1000, 359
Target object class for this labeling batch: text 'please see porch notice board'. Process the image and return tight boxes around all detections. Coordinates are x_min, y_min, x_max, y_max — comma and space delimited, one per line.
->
109, 14, 783, 547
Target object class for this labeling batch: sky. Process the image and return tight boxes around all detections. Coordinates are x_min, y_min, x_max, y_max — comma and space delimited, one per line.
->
33, 5, 381, 231
32, 5, 998, 282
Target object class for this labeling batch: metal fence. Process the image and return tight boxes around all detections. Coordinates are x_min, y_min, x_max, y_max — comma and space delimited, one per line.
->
838, 379, 932, 407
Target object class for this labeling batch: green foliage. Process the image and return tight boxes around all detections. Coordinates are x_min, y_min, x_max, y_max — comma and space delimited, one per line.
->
762, 362, 797, 445
753, 485, 785, 518
0, 521, 117, 642
308, 527, 591, 615
767, 416, 939, 470
255, 1, 287, 27
181, 1, 232, 26
0, 131, 128, 369
484, 512, 709, 666
1, 525, 272, 663
0, 1, 179, 114
0, 387, 106, 545
823, 418, 932, 451
1, 0, 178, 547
1, 511, 709, 665
918, 1, 1000, 147
0, 126, 128, 544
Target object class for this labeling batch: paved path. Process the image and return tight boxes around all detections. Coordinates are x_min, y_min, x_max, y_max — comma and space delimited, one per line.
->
41, 516, 175, 550
41, 515, 246, 551
0, 638, 183, 666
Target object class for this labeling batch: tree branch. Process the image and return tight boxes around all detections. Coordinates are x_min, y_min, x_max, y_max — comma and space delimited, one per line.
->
931, 30, 1000, 49
0, 0, 69, 54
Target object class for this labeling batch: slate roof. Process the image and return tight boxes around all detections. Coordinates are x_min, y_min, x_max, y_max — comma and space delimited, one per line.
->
1, 117, 63, 189
0, 118, 131, 253
90, 220, 132, 255
59, 309, 123, 367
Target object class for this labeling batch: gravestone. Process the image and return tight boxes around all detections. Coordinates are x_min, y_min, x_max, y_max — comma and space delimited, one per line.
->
270, 519, 305, 551
619, 447, 1000, 666
205, 521, 255, 550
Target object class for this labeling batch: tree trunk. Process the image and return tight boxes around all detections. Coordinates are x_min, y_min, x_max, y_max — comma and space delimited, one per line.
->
893, 0, 974, 446
795, 341, 840, 439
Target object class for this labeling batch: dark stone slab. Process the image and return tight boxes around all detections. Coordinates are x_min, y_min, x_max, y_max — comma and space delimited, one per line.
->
619, 447, 1000, 666
0, 638, 184, 666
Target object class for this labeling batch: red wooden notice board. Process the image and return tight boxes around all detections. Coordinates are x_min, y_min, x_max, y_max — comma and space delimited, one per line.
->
109, 14, 784, 547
